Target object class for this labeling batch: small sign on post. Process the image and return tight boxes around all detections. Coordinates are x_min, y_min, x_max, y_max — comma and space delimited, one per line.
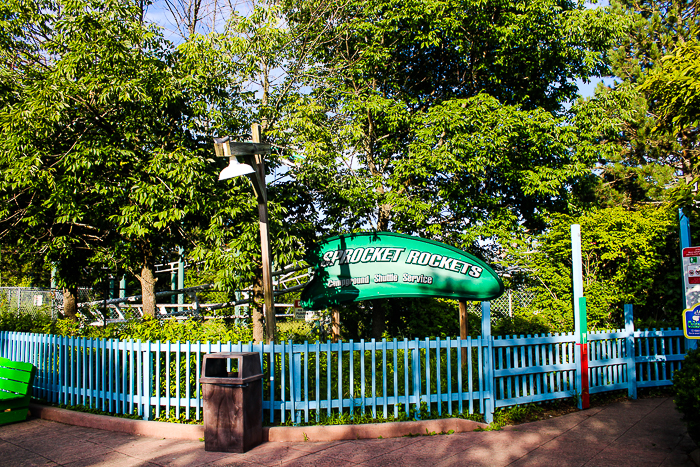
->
683, 303, 700, 339
293, 300, 305, 321
293, 300, 316, 322
682, 247, 700, 307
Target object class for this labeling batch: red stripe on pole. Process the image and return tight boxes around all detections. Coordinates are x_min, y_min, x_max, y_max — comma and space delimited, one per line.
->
580, 343, 589, 409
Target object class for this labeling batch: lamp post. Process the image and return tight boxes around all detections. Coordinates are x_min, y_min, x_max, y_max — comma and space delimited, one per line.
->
214, 124, 275, 343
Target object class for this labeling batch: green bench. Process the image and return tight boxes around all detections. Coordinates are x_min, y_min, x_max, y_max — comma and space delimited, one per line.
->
0, 357, 35, 425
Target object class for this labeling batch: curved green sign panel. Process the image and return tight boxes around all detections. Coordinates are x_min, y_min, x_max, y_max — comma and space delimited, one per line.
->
300, 232, 504, 310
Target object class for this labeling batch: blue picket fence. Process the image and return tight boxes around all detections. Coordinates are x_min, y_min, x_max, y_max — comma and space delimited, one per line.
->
0, 304, 688, 425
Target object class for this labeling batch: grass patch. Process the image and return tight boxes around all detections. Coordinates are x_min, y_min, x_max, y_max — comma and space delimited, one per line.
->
32, 398, 203, 424
33, 399, 142, 421
277, 403, 485, 427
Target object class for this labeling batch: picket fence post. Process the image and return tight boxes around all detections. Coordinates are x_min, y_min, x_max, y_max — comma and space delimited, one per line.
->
481, 301, 494, 424
412, 337, 421, 418
292, 344, 302, 425
143, 340, 151, 421
624, 304, 638, 399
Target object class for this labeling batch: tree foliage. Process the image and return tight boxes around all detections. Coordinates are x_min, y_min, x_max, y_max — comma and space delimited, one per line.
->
0, 0, 255, 315
264, 0, 623, 336
642, 39, 700, 134
590, 0, 700, 209
280, 0, 622, 247
0, 0, 687, 338
505, 206, 680, 331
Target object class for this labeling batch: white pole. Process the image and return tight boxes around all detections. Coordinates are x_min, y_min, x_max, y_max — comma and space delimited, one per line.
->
571, 224, 584, 338
508, 289, 513, 318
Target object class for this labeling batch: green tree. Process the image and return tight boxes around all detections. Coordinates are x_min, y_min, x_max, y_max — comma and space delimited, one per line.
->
274, 0, 621, 337
641, 39, 700, 137
185, 6, 316, 340
0, 0, 252, 317
505, 206, 680, 331
0, 247, 50, 288
589, 0, 700, 208
639, 39, 700, 212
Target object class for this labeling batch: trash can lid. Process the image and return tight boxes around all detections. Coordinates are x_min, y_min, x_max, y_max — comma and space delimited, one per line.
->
201, 352, 263, 384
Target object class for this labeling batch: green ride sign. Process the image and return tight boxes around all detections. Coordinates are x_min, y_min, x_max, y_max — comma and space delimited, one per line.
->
300, 232, 504, 310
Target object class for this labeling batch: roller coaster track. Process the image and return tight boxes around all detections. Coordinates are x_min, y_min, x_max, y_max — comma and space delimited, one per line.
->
80, 264, 311, 323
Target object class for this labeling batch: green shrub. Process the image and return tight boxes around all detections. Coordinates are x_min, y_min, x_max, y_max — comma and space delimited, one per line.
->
0, 306, 57, 334
277, 319, 325, 343
673, 347, 700, 444
492, 309, 554, 337
0, 307, 328, 344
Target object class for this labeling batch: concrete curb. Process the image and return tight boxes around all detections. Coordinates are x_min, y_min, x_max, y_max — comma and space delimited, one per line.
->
266, 418, 488, 442
29, 404, 488, 443
29, 404, 204, 440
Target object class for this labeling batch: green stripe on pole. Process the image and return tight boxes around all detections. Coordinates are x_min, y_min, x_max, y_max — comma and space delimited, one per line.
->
579, 297, 588, 344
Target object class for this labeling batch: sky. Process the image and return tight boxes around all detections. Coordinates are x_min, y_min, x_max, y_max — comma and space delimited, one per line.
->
577, 77, 616, 98
577, 0, 613, 98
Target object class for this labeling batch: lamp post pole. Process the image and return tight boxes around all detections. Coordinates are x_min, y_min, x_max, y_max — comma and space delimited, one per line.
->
250, 124, 276, 343
213, 124, 275, 343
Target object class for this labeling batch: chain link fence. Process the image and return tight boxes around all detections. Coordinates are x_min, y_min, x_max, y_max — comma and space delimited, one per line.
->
0, 287, 101, 319
0, 287, 61, 319
465, 289, 537, 322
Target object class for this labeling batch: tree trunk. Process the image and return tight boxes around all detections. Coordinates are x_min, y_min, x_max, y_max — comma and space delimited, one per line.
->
371, 201, 390, 338
331, 307, 340, 343
138, 263, 157, 317
188, 0, 202, 37
459, 300, 468, 366
252, 273, 265, 343
62, 287, 78, 320
371, 301, 385, 340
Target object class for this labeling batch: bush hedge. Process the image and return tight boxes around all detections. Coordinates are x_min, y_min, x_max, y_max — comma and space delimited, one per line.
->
673, 346, 700, 444
0, 306, 325, 344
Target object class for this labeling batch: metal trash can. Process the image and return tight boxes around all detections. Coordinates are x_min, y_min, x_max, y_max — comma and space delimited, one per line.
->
200, 352, 263, 453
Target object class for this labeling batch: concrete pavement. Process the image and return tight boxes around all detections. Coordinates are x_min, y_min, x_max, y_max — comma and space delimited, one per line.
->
0, 397, 695, 466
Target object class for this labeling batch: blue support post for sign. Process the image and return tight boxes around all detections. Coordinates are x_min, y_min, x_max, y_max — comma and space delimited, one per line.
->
680, 209, 698, 351
680, 209, 691, 310
481, 301, 494, 424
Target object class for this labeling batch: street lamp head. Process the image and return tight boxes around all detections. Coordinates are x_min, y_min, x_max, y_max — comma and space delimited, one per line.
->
219, 156, 255, 180
214, 137, 255, 180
